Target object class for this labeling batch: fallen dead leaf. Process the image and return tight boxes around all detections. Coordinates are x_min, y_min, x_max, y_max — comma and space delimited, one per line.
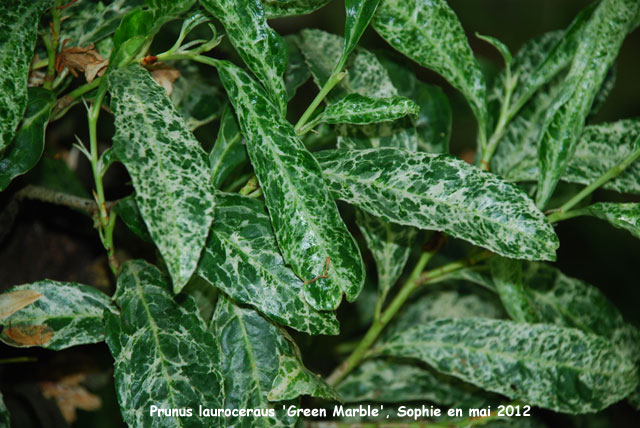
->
55, 40, 108, 83
151, 67, 181, 95
0, 290, 42, 319
40, 373, 102, 424
2, 324, 54, 346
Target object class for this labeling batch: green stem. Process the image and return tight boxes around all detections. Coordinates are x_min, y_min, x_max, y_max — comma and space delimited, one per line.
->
42, 2, 62, 90
16, 185, 111, 215
552, 140, 640, 216
0, 357, 37, 364
480, 70, 517, 171
547, 207, 588, 224
52, 76, 103, 119
294, 71, 346, 133
239, 175, 259, 196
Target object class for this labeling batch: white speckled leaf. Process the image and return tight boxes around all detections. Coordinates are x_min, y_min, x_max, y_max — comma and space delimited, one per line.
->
0, 281, 117, 350
337, 359, 493, 408
315, 148, 559, 261
490, 257, 539, 323
109, 64, 216, 293
209, 107, 247, 189
201, 0, 288, 113
217, 61, 364, 311
213, 296, 299, 427
374, 318, 639, 413
262, 0, 331, 18
268, 354, 340, 402
105, 260, 224, 428
582, 203, 640, 240
321, 94, 418, 125
0, 0, 51, 154
372, 0, 487, 133
535, 0, 638, 208
197, 192, 340, 335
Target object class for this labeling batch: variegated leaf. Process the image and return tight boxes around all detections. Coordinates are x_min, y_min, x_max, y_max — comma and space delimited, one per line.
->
490, 257, 539, 323
201, 0, 288, 113
372, 0, 487, 134
197, 192, 340, 335
262, 0, 331, 18
213, 296, 299, 427
535, 0, 638, 208
268, 354, 340, 402
283, 35, 311, 101
109, 64, 216, 293
581, 202, 640, 239
374, 318, 639, 413
105, 260, 224, 428
315, 148, 559, 261
337, 359, 493, 408
321, 94, 418, 125
209, 107, 247, 189
0, 281, 117, 350
341, 0, 380, 68
0, 88, 55, 191
217, 60, 364, 311
0, 0, 51, 154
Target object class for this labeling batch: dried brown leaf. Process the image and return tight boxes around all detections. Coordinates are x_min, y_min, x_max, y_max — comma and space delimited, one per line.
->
151, 67, 180, 95
2, 324, 54, 346
0, 290, 42, 319
40, 373, 102, 423
55, 41, 108, 82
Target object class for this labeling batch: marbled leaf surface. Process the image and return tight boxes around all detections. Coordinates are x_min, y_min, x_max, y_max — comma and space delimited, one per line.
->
197, 192, 340, 335
321, 94, 418, 125
372, 0, 487, 133
0, 281, 117, 350
315, 148, 559, 260
217, 61, 364, 311
262, 0, 331, 18
283, 35, 311, 101
341, 0, 380, 67
583, 202, 640, 239
490, 257, 539, 323
0, 88, 55, 191
337, 359, 492, 408
105, 260, 224, 428
109, 64, 216, 293
535, 0, 638, 208
268, 354, 340, 402
0, 0, 50, 154
201, 0, 288, 113
213, 296, 299, 427
209, 107, 247, 189
374, 318, 639, 413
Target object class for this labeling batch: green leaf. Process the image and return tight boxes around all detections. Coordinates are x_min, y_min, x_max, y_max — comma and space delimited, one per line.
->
209, 107, 247, 189
0, 88, 55, 191
0, 0, 51, 154
581, 202, 640, 239
476, 33, 512, 66
535, 0, 639, 208
0, 391, 9, 428
263, 0, 331, 18
201, 0, 288, 114
320, 94, 418, 125
0, 281, 117, 350
490, 257, 539, 323
105, 260, 224, 428
198, 192, 340, 335
355, 210, 417, 307
217, 61, 364, 311
341, 0, 381, 69
315, 148, 559, 261
337, 359, 492, 408
109, 64, 216, 293
25, 156, 89, 198
374, 318, 639, 413
112, 194, 153, 242
283, 35, 311, 101
372, 0, 487, 135
170, 62, 226, 131
213, 295, 299, 427
268, 354, 340, 402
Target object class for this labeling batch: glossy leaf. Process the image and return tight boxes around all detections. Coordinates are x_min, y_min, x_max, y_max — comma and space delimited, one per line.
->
0, 281, 117, 350
197, 192, 340, 335
320, 94, 418, 125
315, 148, 559, 261
374, 318, 639, 413
105, 260, 224, 428
535, 0, 638, 208
490, 257, 539, 323
170, 62, 226, 131
217, 61, 364, 311
372, 0, 487, 133
112, 194, 153, 242
213, 296, 299, 427
109, 64, 216, 293
263, 0, 331, 18
283, 35, 311, 101
0, 0, 50, 154
341, 0, 381, 68
268, 354, 340, 402
0, 88, 55, 191
209, 107, 247, 189
337, 359, 492, 408
582, 202, 640, 239
201, 0, 288, 113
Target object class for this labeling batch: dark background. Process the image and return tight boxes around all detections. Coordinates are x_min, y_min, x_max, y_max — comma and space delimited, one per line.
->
1, 0, 639, 426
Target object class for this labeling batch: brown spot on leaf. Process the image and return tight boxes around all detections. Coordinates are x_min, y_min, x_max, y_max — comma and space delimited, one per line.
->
3, 324, 54, 346
0, 290, 42, 319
